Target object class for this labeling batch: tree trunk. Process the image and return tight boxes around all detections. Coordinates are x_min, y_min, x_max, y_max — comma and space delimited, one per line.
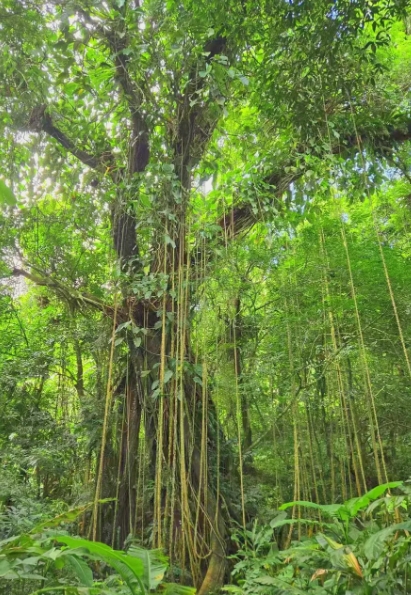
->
106, 256, 229, 590
115, 367, 142, 544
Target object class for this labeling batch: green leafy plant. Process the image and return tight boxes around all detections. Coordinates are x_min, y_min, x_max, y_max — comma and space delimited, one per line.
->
48, 535, 146, 594
125, 544, 168, 591
227, 482, 411, 594
0, 508, 196, 595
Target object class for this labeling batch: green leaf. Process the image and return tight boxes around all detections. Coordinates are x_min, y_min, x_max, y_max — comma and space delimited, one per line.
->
269, 518, 336, 531
363, 521, 411, 560
165, 235, 176, 249
42, 548, 64, 560
117, 321, 132, 332
30, 504, 98, 533
0, 558, 14, 577
254, 576, 277, 585
128, 545, 168, 590
49, 535, 145, 595
0, 180, 17, 206
363, 481, 403, 502
279, 500, 343, 518
65, 554, 94, 587
163, 369, 173, 384
319, 534, 344, 550
280, 483, 403, 522
270, 511, 288, 528
345, 482, 403, 517
139, 194, 151, 209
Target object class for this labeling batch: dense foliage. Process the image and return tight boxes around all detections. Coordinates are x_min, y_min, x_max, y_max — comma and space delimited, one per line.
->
2, 0, 411, 593
0, 504, 195, 594
227, 482, 411, 594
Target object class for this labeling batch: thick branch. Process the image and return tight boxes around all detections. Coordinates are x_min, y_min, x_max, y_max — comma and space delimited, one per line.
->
341, 121, 411, 152
42, 113, 102, 170
11, 267, 117, 317
9, 267, 166, 325
92, 22, 149, 267
174, 36, 227, 185
28, 106, 113, 172
103, 29, 149, 174
28, 103, 140, 269
221, 119, 411, 237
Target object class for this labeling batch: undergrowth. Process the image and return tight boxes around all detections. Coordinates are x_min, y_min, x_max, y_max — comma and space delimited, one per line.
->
226, 481, 411, 594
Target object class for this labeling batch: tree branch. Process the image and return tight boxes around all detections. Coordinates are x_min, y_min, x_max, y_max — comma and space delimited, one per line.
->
68, 11, 149, 268
341, 121, 411, 151
28, 105, 113, 172
64, 6, 149, 174
11, 267, 118, 317
101, 24, 149, 174
174, 36, 228, 186
220, 119, 411, 237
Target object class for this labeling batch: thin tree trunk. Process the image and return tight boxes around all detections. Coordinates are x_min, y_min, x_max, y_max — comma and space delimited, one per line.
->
233, 297, 253, 452
74, 339, 85, 402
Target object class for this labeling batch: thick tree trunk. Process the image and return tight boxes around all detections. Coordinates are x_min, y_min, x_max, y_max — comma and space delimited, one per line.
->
107, 280, 229, 590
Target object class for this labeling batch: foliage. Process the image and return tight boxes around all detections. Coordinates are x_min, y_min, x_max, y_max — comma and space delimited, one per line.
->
2, 0, 411, 593
0, 510, 196, 595
227, 482, 411, 594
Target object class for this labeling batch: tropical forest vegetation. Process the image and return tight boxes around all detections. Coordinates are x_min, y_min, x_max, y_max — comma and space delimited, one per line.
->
3, 0, 411, 593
